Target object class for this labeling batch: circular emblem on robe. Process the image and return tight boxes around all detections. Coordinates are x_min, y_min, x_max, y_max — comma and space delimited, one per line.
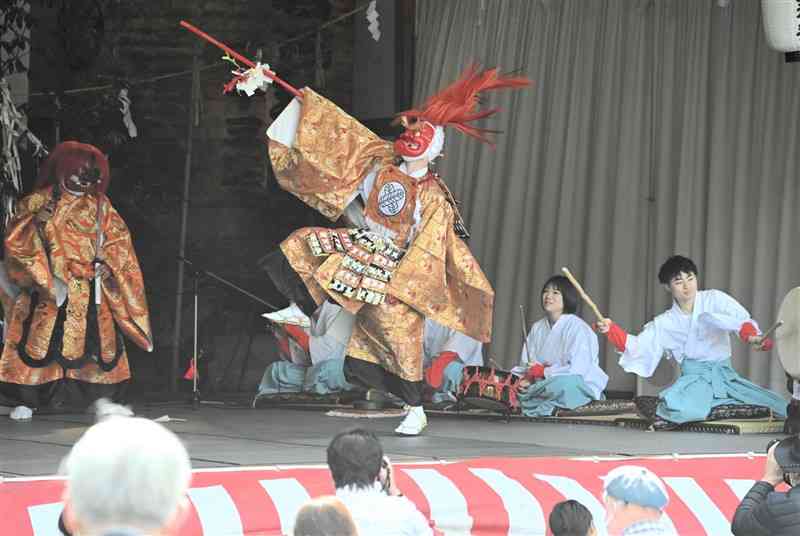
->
377, 181, 407, 217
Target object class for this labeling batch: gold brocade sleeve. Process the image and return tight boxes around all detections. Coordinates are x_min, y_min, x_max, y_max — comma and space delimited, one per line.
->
388, 190, 494, 343
98, 198, 153, 352
267, 88, 394, 220
4, 189, 56, 299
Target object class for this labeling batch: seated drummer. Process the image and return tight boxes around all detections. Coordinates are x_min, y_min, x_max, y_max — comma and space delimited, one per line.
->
512, 275, 608, 417
596, 255, 786, 429
258, 306, 483, 404
256, 301, 356, 398
424, 319, 485, 406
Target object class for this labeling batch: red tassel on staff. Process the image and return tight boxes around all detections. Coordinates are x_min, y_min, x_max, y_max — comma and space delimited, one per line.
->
183, 359, 197, 380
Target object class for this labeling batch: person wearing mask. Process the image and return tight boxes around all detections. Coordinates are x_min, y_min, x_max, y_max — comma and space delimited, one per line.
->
258, 65, 529, 435
0, 141, 153, 419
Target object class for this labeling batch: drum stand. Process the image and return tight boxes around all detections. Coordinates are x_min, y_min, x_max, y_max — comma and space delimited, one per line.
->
177, 257, 279, 409
189, 266, 201, 409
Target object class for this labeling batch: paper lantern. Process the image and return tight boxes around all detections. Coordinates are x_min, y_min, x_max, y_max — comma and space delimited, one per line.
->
761, 0, 800, 62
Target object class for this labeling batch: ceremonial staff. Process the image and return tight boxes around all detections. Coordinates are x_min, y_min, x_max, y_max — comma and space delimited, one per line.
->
179, 20, 303, 99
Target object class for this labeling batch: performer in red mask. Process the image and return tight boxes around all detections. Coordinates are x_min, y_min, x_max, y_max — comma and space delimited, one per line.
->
259, 66, 529, 435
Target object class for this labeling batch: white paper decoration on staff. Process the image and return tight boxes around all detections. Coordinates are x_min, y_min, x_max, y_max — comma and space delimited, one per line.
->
366, 0, 380, 42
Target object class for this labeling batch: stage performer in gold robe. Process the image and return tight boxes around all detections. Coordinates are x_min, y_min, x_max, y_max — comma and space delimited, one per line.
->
0, 141, 152, 416
258, 66, 529, 435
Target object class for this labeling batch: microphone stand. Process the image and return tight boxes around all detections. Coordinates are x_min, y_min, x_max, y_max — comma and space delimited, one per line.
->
177, 256, 279, 409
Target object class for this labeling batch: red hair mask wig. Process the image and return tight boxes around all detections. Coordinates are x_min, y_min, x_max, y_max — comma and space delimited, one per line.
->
397, 65, 531, 146
36, 141, 111, 193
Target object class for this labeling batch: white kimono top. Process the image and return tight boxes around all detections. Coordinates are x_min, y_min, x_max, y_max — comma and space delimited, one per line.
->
618, 289, 757, 378
513, 313, 608, 399
422, 319, 484, 369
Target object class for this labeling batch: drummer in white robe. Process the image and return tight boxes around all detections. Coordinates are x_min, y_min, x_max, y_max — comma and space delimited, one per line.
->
596, 255, 786, 426
257, 306, 483, 401
423, 320, 484, 404
256, 300, 356, 398
513, 275, 608, 417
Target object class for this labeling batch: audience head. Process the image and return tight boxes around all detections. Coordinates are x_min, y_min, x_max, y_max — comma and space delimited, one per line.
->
293, 496, 358, 536
549, 499, 596, 536
327, 428, 383, 490
61, 416, 192, 535
774, 435, 800, 486
602, 465, 669, 534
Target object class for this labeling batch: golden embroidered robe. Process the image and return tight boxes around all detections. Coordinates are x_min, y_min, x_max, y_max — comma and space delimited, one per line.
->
268, 89, 493, 383
0, 185, 153, 388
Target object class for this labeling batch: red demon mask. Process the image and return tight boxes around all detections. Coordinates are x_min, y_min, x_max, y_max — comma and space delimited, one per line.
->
36, 141, 111, 194
393, 118, 437, 158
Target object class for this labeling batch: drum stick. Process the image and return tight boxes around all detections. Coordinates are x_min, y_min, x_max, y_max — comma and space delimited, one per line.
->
519, 304, 533, 366
761, 320, 783, 340
561, 267, 605, 321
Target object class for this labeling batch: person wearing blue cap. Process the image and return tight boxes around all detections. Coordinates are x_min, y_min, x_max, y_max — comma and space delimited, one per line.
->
602, 465, 677, 535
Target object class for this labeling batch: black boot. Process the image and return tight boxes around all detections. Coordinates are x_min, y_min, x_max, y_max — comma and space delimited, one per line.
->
634, 395, 660, 421
259, 249, 317, 316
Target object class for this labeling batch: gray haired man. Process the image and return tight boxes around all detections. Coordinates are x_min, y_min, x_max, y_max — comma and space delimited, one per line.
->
60, 415, 192, 536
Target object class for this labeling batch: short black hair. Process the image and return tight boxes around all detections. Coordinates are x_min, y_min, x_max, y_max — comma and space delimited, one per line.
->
657, 255, 698, 285
326, 428, 383, 490
549, 499, 594, 536
541, 275, 579, 315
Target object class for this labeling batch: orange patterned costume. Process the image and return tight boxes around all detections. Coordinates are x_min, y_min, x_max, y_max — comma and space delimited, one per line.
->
0, 141, 152, 408
265, 67, 528, 409
269, 91, 494, 385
